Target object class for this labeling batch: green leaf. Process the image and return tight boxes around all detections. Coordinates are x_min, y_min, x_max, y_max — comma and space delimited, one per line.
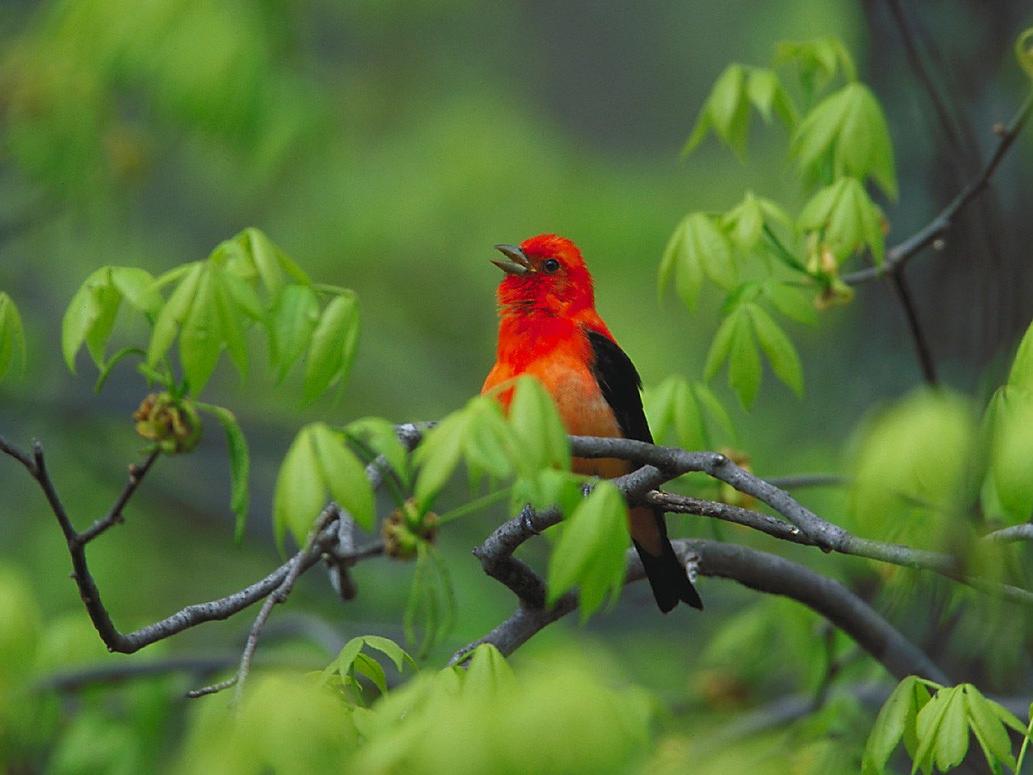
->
745, 67, 797, 125
303, 293, 360, 404
507, 376, 570, 473
210, 267, 248, 378
985, 388, 1033, 523
776, 37, 856, 91
353, 652, 388, 695
270, 284, 320, 382
684, 64, 749, 155
463, 397, 514, 481
347, 417, 411, 488
694, 382, 736, 443
1006, 318, 1033, 392
147, 262, 203, 367
762, 282, 818, 326
722, 192, 765, 250
360, 635, 416, 673
704, 309, 740, 381
792, 83, 897, 198
748, 304, 804, 396
863, 676, 919, 774
964, 685, 1018, 772
83, 282, 121, 368
546, 481, 629, 618
463, 643, 516, 697
273, 426, 328, 547
1017, 28, 1033, 79
852, 390, 976, 542
661, 213, 736, 309
934, 687, 968, 771
0, 293, 27, 382
914, 689, 953, 774
199, 403, 250, 543
414, 410, 470, 508
799, 177, 885, 265
179, 265, 221, 394
310, 422, 375, 530
110, 267, 162, 314
728, 309, 762, 408
404, 542, 457, 658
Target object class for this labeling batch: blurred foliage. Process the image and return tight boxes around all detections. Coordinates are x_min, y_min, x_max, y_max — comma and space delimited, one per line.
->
3, 1, 1033, 773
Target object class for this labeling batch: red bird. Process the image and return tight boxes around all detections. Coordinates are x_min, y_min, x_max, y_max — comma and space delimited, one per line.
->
482, 234, 702, 612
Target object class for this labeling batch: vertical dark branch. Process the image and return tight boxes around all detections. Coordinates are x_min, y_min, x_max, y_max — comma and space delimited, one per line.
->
888, 268, 938, 385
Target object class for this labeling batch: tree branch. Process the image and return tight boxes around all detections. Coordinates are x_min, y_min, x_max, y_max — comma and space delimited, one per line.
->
452, 539, 949, 684
567, 436, 1033, 606
842, 89, 1033, 285
0, 426, 411, 654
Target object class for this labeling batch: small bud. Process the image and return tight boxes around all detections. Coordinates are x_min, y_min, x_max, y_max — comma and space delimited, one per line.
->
382, 499, 438, 560
133, 393, 202, 454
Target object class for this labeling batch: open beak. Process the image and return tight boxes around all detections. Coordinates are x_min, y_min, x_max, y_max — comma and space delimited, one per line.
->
491, 244, 532, 276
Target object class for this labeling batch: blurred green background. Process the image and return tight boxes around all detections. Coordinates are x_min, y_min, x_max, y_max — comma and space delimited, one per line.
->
1, 0, 1032, 770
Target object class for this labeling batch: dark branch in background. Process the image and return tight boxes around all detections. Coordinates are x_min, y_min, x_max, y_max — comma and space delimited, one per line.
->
842, 89, 1033, 285
889, 269, 938, 385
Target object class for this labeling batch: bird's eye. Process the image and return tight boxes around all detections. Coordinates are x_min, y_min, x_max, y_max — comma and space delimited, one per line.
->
542, 258, 561, 273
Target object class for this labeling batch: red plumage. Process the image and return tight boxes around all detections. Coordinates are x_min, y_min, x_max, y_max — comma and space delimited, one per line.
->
483, 234, 702, 612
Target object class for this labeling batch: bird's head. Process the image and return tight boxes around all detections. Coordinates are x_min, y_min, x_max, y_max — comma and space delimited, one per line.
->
492, 234, 595, 316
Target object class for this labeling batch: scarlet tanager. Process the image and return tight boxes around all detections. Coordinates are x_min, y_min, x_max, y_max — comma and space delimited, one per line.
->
482, 234, 703, 612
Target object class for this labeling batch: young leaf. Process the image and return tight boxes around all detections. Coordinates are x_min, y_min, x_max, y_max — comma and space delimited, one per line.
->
703, 309, 740, 382
792, 83, 897, 198
347, 417, 412, 488
762, 281, 818, 326
198, 403, 251, 543
748, 304, 804, 396
413, 410, 470, 508
462, 397, 513, 481
178, 265, 221, 394
507, 376, 570, 474
463, 643, 516, 697
662, 213, 736, 309
728, 309, 762, 408
799, 177, 885, 265
310, 422, 375, 530
0, 293, 26, 382
360, 635, 417, 674
546, 481, 629, 619
863, 676, 919, 774
270, 283, 320, 382
1006, 317, 1033, 392
110, 267, 162, 314
303, 293, 360, 404
964, 685, 1017, 772
934, 687, 968, 771
210, 267, 249, 378
684, 63, 749, 156
745, 67, 797, 126
273, 426, 328, 547
147, 262, 203, 367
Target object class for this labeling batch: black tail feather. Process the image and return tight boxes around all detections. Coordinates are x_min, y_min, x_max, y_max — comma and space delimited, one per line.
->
634, 538, 703, 613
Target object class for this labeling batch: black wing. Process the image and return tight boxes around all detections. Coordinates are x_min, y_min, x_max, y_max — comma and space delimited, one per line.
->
585, 329, 653, 444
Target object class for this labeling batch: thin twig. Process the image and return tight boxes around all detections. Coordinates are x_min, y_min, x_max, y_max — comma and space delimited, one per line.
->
889, 268, 938, 385
230, 507, 338, 703
77, 449, 161, 545
842, 90, 1033, 285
